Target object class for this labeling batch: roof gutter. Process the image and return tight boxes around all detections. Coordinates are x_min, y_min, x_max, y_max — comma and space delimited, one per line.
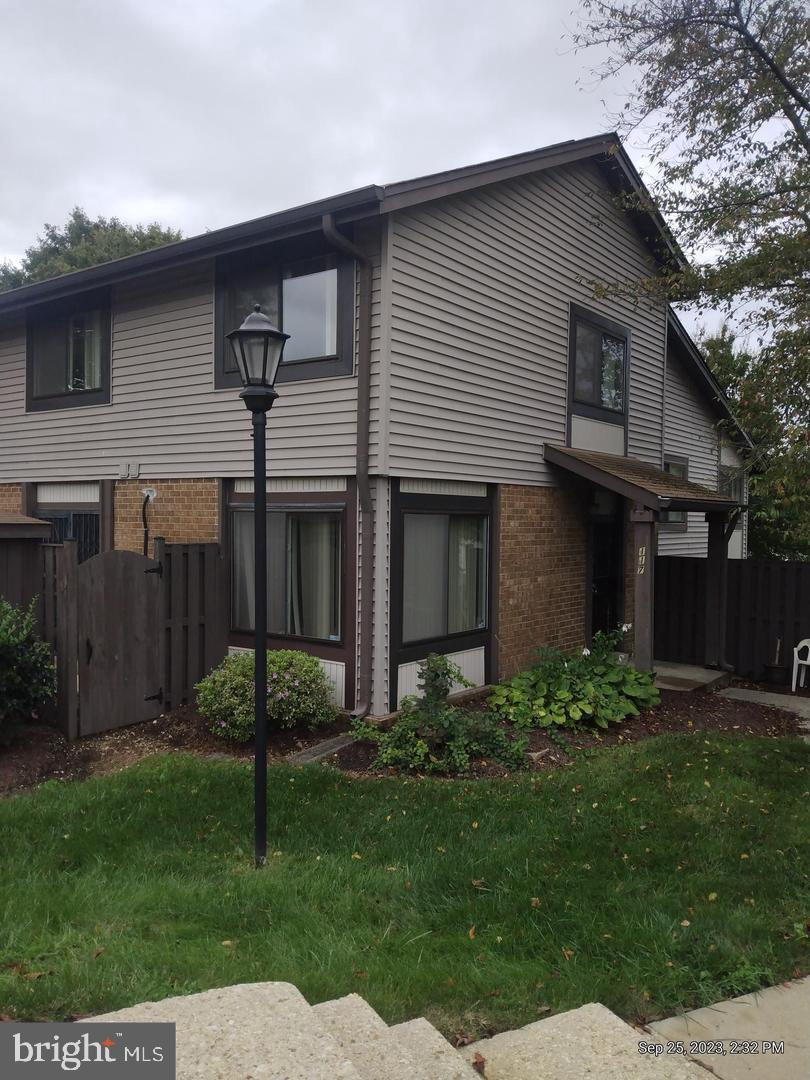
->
321, 213, 373, 720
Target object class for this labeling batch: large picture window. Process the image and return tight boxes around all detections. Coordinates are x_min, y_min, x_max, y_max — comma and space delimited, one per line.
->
402, 512, 488, 644
26, 296, 111, 411
231, 508, 342, 642
215, 250, 353, 388
569, 304, 628, 425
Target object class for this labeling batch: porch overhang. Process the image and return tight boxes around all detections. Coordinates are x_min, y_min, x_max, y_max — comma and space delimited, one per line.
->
543, 444, 741, 515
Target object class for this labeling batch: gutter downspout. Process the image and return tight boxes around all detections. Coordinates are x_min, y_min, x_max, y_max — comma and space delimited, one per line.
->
321, 213, 373, 719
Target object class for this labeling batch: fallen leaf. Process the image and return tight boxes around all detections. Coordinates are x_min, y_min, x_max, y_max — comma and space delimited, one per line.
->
561, 947, 574, 960
468, 926, 476, 940
472, 1051, 487, 1075
740, 853, 749, 860
22, 971, 48, 980
531, 897, 541, 908
707, 892, 718, 902
221, 940, 234, 947
680, 920, 691, 927
352, 852, 362, 860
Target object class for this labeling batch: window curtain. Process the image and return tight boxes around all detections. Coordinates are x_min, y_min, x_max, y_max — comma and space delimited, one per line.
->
402, 514, 448, 642
287, 513, 340, 640
448, 515, 487, 634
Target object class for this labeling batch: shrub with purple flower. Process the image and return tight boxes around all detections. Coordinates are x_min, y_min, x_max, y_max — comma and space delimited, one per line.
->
195, 648, 338, 742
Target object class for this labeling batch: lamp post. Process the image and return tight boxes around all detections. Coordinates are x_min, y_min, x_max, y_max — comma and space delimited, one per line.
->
227, 305, 289, 867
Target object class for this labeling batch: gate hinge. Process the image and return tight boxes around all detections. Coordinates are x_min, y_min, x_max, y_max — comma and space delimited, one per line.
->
144, 562, 163, 578
144, 687, 164, 704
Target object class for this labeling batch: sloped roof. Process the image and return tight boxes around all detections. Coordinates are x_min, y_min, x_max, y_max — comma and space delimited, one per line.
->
0, 132, 684, 317
0, 512, 51, 538
543, 445, 741, 513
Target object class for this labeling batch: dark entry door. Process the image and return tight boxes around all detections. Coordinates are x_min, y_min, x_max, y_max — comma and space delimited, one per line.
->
591, 518, 624, 637
77, 550, 162, 735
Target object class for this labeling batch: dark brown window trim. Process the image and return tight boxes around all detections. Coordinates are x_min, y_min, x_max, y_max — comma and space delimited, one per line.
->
25, 289, 112, 413
225, 482, 356, 705
389, 481, 494, 709
214, 252, 355, 389
567, 301, 630, 439
660, 454, 689, 533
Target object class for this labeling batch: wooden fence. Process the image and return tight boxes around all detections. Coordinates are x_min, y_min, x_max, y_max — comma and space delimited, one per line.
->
18, 537, 227, 737
655, 555, 810, 679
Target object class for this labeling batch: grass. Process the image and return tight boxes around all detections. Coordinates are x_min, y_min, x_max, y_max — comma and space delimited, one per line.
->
0, 734, 808, 1037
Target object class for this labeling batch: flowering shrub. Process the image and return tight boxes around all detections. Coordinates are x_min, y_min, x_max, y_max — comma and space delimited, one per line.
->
0, 598, 55, 745
195, 649, 338, 741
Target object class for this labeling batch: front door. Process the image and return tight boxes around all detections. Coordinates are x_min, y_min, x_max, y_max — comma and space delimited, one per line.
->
591, 514, 624, 638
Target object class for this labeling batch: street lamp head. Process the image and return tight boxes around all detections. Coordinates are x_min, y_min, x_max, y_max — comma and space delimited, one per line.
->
227, 305, 290, 390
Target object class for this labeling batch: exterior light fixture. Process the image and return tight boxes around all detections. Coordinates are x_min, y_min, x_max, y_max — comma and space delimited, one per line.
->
228, 304, 289, 867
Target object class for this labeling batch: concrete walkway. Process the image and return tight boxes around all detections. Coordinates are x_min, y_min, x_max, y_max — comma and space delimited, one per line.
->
718, 687, 810, 740
649, 976, 810, 1079
655, 661, 730, 692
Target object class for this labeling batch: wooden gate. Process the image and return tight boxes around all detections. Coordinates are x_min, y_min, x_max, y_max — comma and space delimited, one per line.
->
77, 550, 163, 735
41, 538, 226, 738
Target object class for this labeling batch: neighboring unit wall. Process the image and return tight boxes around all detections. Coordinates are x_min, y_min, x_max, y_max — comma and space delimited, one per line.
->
381, 159, 667, 484
659, 350, 719, 557
0, 483, 22, 512
114, 478, 220, 553
0, 232, 381, 483
497, 483, 589, 678
721, 442, 748, 559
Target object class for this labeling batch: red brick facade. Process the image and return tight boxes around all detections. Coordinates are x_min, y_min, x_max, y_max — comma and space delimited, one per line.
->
496, 482, 590, 679
0, 483, 22, 513
114, 478, 220, 553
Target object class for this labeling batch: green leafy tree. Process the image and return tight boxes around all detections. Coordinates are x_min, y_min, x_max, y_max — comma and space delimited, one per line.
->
699, 324, 810, 559
573, 1, 809, 545
0, 207, 182, 291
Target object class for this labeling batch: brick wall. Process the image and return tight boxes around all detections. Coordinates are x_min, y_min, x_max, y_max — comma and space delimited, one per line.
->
0, 483, 22, 513
497, 483, 589, 679
114, 478, 220, 553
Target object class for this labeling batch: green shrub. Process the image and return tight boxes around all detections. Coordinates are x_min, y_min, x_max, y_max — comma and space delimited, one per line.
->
195, 649, 338, 741
353, 653, 527, 774
489, 641, 659, 731
0, 598, 55, 745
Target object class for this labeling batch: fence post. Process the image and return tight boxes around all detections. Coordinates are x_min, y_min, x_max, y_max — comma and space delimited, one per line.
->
54, 540, 79, 739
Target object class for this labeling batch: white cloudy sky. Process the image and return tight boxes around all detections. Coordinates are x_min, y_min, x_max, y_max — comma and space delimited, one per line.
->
0, 0, 640, 258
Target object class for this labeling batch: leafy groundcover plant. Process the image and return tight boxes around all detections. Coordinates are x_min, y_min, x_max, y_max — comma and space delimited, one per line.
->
196, 649, 338, 741
489, 629, 659, 730
353, 654, 527, 774
0, 598, 55, 745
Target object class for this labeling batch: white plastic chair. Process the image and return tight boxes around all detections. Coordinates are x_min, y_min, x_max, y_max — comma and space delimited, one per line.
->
793, 639, 810, 692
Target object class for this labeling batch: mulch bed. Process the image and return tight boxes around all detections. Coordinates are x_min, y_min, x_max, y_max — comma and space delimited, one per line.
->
0, 707, 348, 798
2, 683, 805, 796
330, 688, 806, 778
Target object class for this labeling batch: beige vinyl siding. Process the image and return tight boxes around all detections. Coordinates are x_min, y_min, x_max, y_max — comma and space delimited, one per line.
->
384, 160, 667, 484
0, 251, 375, 483
659, 351, 720, 556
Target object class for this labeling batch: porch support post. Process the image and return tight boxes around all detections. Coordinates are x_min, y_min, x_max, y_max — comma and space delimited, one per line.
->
630, 504, 656, 672
704, 511, 729, 669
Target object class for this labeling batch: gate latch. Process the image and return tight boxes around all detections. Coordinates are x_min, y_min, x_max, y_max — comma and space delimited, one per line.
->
144, 688, 164, 704
144, 562, 163, 578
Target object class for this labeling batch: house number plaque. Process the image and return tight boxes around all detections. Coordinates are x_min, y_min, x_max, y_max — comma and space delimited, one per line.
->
637, 545, 647, 575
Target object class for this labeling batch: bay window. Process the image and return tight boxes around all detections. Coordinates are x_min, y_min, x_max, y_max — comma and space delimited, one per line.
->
402, 513, 488, 643
231, 507, 342, 642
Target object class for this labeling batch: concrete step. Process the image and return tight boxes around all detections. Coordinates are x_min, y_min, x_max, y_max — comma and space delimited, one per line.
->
312, 993, 432, 1080
390, 1016, 480, 1079
86, 981, 361, 1079
459, 1002, 706, 1079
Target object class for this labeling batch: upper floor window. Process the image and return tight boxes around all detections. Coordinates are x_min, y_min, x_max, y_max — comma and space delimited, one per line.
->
719, 465, 744, 505
661, 456, 688, 530
215, 250, 353, 388
26, 293, 111, 412
569, 304, 628, 425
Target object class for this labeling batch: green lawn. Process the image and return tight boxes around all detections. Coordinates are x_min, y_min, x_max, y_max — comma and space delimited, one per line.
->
1, 735, 808, 1037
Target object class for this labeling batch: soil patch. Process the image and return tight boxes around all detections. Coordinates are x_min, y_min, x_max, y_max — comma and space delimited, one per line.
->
331, 688, 805, 778
0, 706, 348, 798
